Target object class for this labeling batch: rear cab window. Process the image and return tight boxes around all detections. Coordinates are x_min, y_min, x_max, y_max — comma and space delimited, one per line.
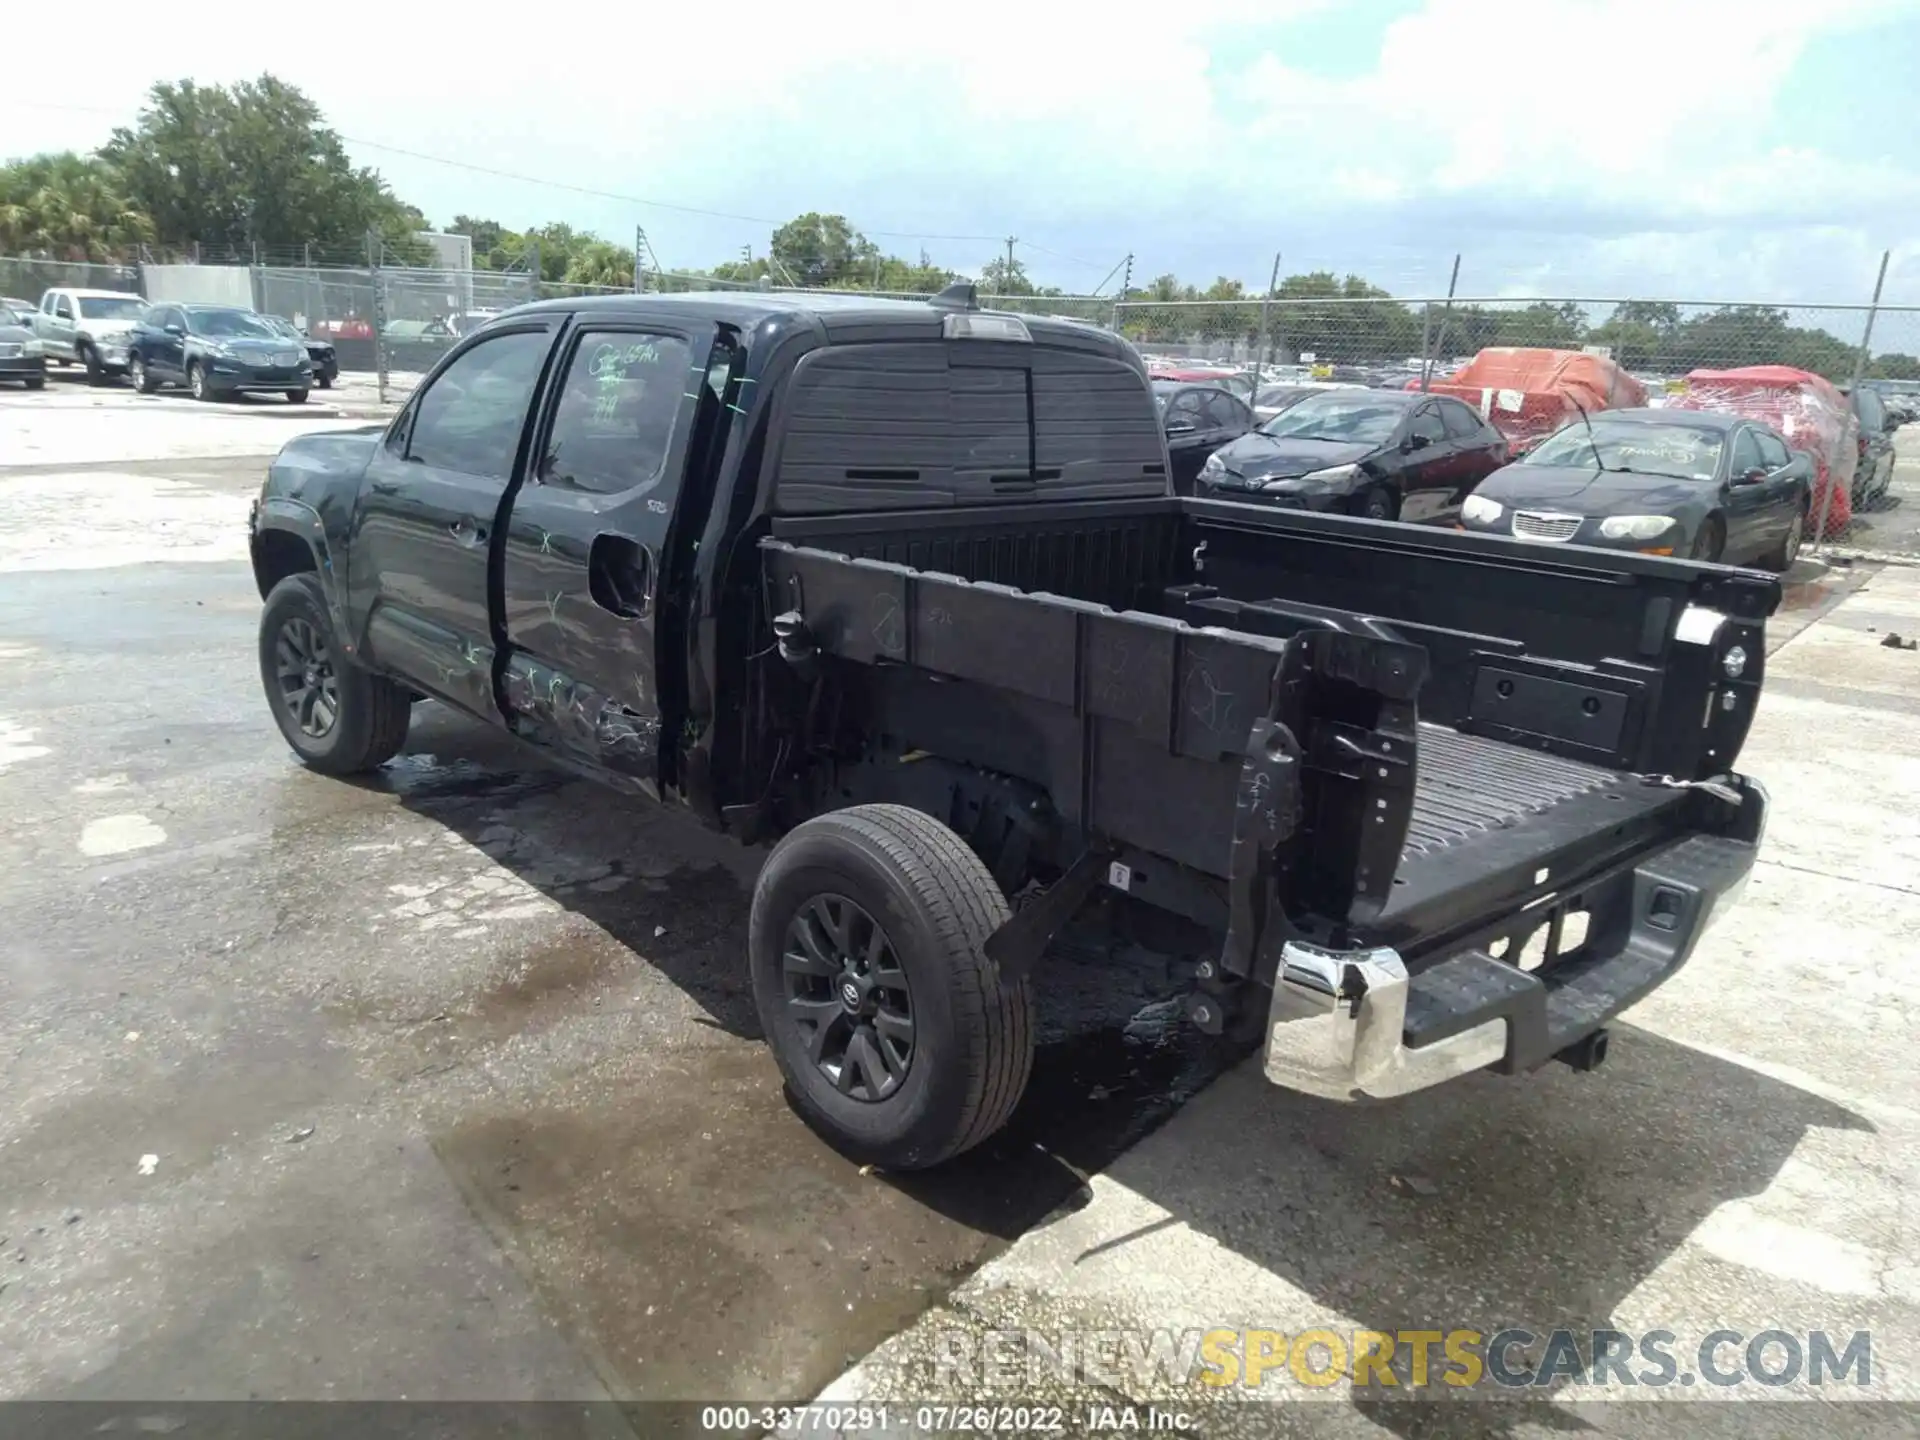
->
772, 337, 1165, 511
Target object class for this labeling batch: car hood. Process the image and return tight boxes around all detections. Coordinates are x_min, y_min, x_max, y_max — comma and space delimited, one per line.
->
0, 324, 34, 341
1475, 463, 1711, 516
204, 335, 305, 357
1211, 434, 1378, 481
84, 317, 141, 337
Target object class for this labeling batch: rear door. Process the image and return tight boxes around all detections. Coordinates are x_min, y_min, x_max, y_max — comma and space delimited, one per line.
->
495, 317, 726, 793
349, 319, 560, 719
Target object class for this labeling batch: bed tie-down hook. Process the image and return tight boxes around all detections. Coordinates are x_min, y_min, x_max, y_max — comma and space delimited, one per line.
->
1638, 773, 1744, 806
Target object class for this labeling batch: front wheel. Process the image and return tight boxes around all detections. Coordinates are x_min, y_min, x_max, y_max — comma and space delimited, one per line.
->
749, 804, 1034, 1170
80, 343, 105, 386
130, 354, 158, 394
258, 573, 412, 775
188, 361, 216, 402
316, 371, 334, 390
1349, 486, 1399, 522
1690, 514, 1725, 563
286, 388, 309, 405
24, 376, 45, 391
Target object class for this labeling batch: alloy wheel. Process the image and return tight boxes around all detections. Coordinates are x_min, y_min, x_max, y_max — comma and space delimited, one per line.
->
274, 617, 339, 738
782, 894, 915, 1102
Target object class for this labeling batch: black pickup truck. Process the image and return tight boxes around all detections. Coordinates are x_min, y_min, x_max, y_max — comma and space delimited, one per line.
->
248, 285, 1776, 1169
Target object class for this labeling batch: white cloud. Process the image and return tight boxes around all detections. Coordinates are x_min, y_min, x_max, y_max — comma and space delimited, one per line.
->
3, 0, 1918, 300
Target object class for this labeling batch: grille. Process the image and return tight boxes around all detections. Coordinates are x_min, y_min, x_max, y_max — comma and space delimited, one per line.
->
1512, 510, 1582, 542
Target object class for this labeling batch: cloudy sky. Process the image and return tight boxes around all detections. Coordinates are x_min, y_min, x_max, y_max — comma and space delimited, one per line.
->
7, 0, 1920, 305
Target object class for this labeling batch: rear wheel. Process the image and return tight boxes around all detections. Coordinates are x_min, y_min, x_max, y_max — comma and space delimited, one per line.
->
1690, 514, 1725, 562
749, 804, 1034, 1170
258, 574, 411, 775
1761, 509, 1805, 572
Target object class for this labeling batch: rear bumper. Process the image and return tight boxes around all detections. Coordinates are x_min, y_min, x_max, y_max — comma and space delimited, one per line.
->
1264, 778, 1767, 1100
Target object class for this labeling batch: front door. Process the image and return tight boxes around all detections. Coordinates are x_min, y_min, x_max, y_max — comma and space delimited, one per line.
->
347, 321, 558, 719
154, 307, 188, 379
496, 320, 722, 793
1720, 426, 1774, 560
1397, 401, 1457, 521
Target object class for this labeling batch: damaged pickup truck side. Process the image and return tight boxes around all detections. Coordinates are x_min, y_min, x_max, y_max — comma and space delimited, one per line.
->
248, 286, 1776, 1168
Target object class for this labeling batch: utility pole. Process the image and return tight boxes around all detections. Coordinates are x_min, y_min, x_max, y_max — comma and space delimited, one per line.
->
1816, 247, 1892, 551
1004, 236, 1017, 296
634, 225, 646, 293
1420, 253, 1462, 393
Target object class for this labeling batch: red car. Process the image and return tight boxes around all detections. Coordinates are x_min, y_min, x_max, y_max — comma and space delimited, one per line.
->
1667, 366, 1858, 537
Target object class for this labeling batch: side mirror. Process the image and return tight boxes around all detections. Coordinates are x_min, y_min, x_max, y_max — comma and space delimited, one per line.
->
1735, 467, 1768, 486
164, 323, 184, 336
1406, 432, 1431, 451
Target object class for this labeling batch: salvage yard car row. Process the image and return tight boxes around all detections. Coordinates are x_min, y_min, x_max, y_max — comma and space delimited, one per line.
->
0, 289, 338, 400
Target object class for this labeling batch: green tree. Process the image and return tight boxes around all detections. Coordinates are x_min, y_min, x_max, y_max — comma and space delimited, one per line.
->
562, 238, 637, 289
979, 253, 1035, 296
102, 76, 422, 257
769, 212, 875, 288
0, 152, 153, 260
1491, 301, 1588, 349
1870, 352, 1920, 380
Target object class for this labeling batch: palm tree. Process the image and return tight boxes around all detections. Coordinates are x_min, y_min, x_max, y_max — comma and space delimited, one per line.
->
0, 153, 154, 261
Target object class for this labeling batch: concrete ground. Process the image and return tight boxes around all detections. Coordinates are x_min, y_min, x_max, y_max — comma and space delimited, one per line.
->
1835, 419, 1920, 561
0, 414, 1238, 1415
2, 389, 1915, 1436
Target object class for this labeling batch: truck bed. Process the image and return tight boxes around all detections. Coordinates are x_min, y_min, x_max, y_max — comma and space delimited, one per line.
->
761, 494, 1769, 960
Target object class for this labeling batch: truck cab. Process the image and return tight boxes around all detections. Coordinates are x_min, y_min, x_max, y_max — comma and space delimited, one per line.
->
33, 287, 149, 382
247, 287, 1776, 1170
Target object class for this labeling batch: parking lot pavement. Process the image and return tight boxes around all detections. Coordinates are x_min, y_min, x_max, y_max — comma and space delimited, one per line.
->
3, 371, 374, 468
0, 454, 1239, 1409
811, 566, 1920, 1434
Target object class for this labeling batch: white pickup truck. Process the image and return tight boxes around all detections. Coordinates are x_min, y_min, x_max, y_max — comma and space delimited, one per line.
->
29, 288, 150, 383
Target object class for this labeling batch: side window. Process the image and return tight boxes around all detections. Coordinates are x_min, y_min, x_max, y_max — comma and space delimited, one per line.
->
1168, 390, 1207, 427
1411, 405, 1448, 444
539, 331, 693, 495
1200, 390, 1246, 430
407, 329, 552, 481
1856, 390, 1884, 431
1755, 431, 1790, 469
1730, 428, 1764, 475
1440, 399, 1483, 439
41, 293, 56, 314
54, 296, 74, 321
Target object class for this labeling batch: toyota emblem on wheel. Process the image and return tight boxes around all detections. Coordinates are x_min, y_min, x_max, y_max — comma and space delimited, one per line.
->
840, 981, 861, 1008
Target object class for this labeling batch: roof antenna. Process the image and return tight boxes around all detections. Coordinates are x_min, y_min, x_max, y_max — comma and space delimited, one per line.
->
930, 280, 978, 311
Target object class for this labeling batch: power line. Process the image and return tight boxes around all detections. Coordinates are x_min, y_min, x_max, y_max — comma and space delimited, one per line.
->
1, 101, 1022, 248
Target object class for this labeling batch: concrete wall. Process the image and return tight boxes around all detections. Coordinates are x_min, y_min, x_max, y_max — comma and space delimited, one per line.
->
141, 264, 254, 309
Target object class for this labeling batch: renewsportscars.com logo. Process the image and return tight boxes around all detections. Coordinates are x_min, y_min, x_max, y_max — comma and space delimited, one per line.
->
931, 1327, 1875, 1392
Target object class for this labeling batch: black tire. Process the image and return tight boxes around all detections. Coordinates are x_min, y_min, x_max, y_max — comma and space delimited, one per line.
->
1690, 514, 1725, 563
317, 371, 334, 390
189, 360, 218, 402
79, 342, 105, 385
749, 803, 1034, 1170
286, 388, 309, 405
24, 376, 45, 391
1350, 486, 1399, 522
130, 354, 158, 394
258, 574, 411, 775
1761, 507, 1806, 573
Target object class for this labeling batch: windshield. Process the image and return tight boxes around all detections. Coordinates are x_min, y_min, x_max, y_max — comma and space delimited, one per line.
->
258, 315, 299, 337
1527, 421, 1725, 480
75, 295, 147, 322
191, 309, 279, 339
1258, 394, 1406, 444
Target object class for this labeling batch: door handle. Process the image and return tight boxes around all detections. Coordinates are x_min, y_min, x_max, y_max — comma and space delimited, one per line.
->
449, 518, 487, 544
369, 478, 402, 495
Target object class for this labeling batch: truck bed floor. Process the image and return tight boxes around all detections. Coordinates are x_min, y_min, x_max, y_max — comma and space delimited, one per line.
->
1406, 726, 1623, 861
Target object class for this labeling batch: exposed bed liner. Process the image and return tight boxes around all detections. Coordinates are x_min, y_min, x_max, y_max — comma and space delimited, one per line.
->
1407, 725, 1621, 859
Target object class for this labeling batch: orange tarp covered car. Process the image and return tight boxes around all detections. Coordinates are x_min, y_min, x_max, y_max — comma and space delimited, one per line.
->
1418, 347, 1649, 456
1667, 366, 1857, 537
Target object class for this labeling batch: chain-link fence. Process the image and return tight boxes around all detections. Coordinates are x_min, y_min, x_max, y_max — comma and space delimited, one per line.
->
0, 257, 141, 308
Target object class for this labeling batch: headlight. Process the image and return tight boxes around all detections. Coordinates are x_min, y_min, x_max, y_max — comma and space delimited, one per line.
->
1264, 463, 1359, 493
1462, 494, 1504, 524
22, 339, 43, 356
1598, 514, 1676, 540
1200, 452, 1227, 479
